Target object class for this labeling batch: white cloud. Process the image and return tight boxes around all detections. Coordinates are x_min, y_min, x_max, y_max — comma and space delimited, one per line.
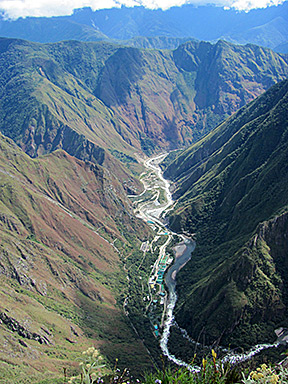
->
227, 0, 285, 10
0, 0, 286, 19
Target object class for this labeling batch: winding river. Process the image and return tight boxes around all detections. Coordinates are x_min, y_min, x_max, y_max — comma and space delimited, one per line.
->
160, 237, 199, 371
133, 152, 281, 370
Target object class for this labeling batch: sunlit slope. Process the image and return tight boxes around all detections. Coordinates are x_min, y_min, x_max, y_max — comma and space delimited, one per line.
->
164, 79, 288, 347
0, 132, 151, 381
0, 39, 135, 154
0, 38, 288, 157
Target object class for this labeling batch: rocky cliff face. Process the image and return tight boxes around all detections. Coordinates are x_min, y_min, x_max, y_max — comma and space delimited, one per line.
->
259, 212, 288, 309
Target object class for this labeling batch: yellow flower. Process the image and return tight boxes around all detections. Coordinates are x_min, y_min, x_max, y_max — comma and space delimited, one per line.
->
261, 363, 268, 370
79, 362, 84, 366
87, 347, 95, 355
251, 372, 259, 380
271, 374, 279, 384
202, 358, 207, 369
93, 350, 100, 359
212, 349, 217, 360
86, 364, 91, 369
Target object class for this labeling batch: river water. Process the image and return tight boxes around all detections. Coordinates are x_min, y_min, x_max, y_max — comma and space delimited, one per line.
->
134, 153, 280, 370
160, 238, 199, 371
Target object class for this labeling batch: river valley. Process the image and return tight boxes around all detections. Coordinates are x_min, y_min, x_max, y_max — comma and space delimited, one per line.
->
129, 153, 283, 370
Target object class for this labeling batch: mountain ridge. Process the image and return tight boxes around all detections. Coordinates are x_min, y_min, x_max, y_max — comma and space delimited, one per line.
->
0, 37, 287, 164
164, 78, 288, 349
0, 30, 288, 380
0, 3, 287, 52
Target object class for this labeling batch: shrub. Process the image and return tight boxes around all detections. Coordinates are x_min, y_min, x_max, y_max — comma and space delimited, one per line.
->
242, 363, 288, 384
144, 350, 241, 384
68, 347, 105, 384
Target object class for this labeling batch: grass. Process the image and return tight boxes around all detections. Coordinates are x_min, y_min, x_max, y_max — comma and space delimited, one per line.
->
64, 347, 288, 384
2, 345, 288, 384
0, 129, 156, 382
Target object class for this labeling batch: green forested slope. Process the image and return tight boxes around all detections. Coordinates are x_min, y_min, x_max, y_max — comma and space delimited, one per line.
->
164, 79, 288, 347
0, 38, 287, 161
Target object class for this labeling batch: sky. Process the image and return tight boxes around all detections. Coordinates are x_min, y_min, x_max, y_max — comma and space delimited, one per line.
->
0, 0, 286, 19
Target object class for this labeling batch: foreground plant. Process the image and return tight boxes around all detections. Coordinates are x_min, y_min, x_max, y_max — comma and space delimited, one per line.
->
144, 350, 240, 384
242, 363, 288, 384
67, 348, 135, 384
68, 347, 105, 384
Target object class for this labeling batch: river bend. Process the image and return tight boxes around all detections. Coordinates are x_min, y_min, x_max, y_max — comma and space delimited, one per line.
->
130, 153, 280, 369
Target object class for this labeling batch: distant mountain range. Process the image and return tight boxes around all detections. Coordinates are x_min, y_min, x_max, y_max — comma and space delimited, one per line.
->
0, 37, 287, 165
164, 78, 288, 349
0, 3, 288, 52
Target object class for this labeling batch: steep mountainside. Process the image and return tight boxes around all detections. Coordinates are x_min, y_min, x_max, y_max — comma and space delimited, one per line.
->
0, 4, 287, 52
0, 37, 287, 160
0, 132, 152, 381
0, 38, 135, 165
116, 36, 195, 50
164, 79, 288, 348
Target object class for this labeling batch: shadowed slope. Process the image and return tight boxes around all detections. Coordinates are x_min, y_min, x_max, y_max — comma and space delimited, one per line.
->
164, 79, 288, 349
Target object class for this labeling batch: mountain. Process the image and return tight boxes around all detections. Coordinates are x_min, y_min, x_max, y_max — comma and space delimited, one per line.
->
0, 37, 287, 162
115, 36, 196, 50
0, 131, 154, 382
164, 78, 288, 349
0, 3, 287, 52
225, 15, 288, 53
0, 35, 288, 375
0, 15, 109, 43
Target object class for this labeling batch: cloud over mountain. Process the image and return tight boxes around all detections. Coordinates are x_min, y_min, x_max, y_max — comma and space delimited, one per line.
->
0, 0, 285, 19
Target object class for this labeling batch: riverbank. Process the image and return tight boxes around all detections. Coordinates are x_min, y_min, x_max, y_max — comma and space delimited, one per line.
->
130, 152, 284, 371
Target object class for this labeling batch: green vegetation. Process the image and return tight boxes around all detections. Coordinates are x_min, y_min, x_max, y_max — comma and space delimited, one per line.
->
164, 78, 288, 351
1, 32, 288, 384
0, 38, 287, 167
44, 347, 288, 384
0, 131, 152, 381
